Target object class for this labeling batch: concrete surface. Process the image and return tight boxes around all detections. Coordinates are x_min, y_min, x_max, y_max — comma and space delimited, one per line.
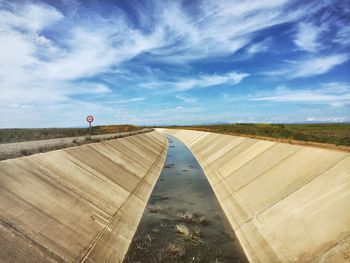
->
158, 129, 350, 263
0, 131, 167, 262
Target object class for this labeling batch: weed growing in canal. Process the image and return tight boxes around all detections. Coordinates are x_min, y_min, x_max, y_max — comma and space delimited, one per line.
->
134, 234, 152, 250
133, 234, 152, 253
178, 211, 196, 223
191, 226, 203, 244
176, 224, 190, 237
149, 206, 162, 213
148, 205, 169, 214
177, 211, 210, 226
211, 249, 226, 263
176, 224, 204, 245
165, 242, 185, 257
155, 241, 186, 261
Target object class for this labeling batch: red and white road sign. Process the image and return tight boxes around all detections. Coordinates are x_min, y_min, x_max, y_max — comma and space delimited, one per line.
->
86, 115, 94, 123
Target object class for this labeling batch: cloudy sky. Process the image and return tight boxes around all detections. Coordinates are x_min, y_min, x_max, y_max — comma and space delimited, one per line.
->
0, 0, 349, 127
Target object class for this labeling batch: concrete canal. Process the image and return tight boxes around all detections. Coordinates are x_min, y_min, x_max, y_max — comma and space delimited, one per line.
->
124, 135, 247, 262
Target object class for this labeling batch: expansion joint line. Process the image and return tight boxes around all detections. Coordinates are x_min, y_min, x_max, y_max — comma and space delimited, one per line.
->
79, 135, 168, 263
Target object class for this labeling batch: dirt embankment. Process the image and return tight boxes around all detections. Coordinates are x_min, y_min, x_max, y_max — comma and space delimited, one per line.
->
161, 123, 350, 152
171, 127, 350, 153
0, 128, 153, 160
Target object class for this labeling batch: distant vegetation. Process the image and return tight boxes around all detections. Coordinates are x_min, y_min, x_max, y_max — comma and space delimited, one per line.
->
0, 125, 141, 144
164, 123, 350, 147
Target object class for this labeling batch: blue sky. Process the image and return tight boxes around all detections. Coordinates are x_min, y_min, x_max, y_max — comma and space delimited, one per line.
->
0, 0, 349, 127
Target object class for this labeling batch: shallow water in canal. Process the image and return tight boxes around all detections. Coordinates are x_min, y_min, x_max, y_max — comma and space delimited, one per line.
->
124, 135, 247, 263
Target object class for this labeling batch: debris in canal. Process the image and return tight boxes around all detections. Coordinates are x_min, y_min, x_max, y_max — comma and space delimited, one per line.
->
148, 205, 168, 214
164, 163, 175, 168
152, 228, 160, 234
135, 234, 152, 250
152, 194, 169, 201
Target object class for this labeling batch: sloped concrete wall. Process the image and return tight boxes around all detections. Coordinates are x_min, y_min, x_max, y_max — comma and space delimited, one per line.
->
159, 129, 350, 263
0, 131, 167, 263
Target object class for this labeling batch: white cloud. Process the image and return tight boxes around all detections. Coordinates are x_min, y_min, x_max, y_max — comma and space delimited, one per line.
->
306, 116, 347, 123
291, 54, 348, 78
173, 72, 249, 91
221, 92, 245, 101
0, 2, 162, 108
252, 83, 350, 107
73, 82, 112, 95
0, 0, 348, 127
246, 38, 270, 55
145, 0, 317, 63
334, 24, 350, 46
263, 54, 349, 79
0, 2, 63, 69
293, 22, 322, 52
176, 94, 198, 103
40, 24, 164, 81
0, 2, 63, 32
0, 0, 331, 104
104, 97, 146, 104
139, 71, 249, 92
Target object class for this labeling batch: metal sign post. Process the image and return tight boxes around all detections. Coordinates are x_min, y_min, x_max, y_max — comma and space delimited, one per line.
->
86, 115, 94, 140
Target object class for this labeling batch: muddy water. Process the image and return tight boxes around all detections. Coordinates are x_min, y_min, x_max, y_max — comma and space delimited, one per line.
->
124, 135, 247, 263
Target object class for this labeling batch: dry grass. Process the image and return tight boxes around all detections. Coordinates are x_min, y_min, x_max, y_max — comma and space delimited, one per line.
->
0, 129, 153, 160
148, 205, 169, 214
149, 206, 162, 213
177, 211, 210, 226
191, 226, 203, 244
165, 123, 350, 150
0, 125, 143, 144
154, 241, 186, 262
166, 242, 185, 257
176, 224, 191, 237
176, 224, 203, 245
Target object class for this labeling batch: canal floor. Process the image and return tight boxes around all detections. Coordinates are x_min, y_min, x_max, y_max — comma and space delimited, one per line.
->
124, 135, 247, 262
